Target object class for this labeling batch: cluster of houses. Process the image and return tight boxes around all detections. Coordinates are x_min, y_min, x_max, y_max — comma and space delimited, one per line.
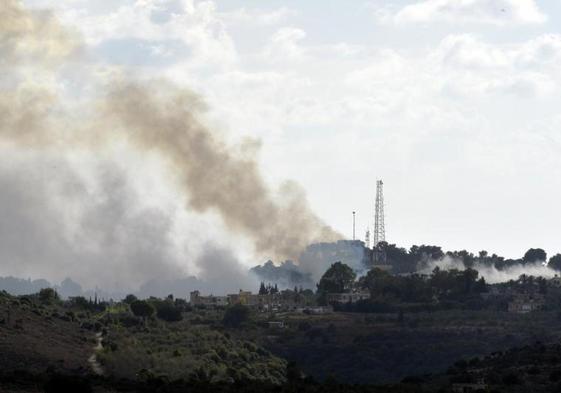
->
189, 290, 332, 313
482, 277, 555, 314
190, 286, 373, 312
189, 275, 561, 316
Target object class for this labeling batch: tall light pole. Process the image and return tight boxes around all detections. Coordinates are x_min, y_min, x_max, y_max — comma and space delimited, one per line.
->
352, 211, 356, 241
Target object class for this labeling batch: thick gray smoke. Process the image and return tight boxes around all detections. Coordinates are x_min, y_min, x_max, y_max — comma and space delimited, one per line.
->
251, 240, 369, 289
0, 0, 339, 296
0, 155, 184, 292
137, 247, 260, 298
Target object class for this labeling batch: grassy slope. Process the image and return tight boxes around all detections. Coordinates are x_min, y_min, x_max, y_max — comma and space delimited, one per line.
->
0, 293, 94, 375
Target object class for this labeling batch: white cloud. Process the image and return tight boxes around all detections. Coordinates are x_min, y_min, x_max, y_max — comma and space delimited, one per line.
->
26, 0, 239, 70
431, 34, 561, 97
386, 0, 547, 26
263, 27, 308, 61
222, 6, 296, 26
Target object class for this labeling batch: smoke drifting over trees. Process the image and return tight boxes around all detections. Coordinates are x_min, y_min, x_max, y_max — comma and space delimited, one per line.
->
0, 0, 339, 294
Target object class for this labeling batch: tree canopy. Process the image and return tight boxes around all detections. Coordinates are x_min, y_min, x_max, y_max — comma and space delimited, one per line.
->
317, 262, 356, 295
130, 300, 155, 319
38, 288, 59, 304
523, 248, 547, 263
548, 254, 561, 271
223, 304, 251, 328
155, 301, 183, 322
123, 294, 138, 304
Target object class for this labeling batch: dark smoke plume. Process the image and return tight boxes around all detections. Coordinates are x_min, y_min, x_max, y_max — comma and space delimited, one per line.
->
0, 0, 340, 292
101, 82, 340, 259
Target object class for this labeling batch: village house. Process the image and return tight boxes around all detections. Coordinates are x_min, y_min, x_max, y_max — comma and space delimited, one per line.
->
189, 291, 228, 307
508, 293, 545, 313
190, 289, 312, 311
326, 291, 370, 304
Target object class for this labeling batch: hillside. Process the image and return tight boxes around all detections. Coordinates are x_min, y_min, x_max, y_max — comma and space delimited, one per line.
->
98, 310, 287, 383
439, 341, 561, 392
0, 291, 94, 375
0, 292, 288, 391
238, 309, 561, 383
5, 288, 561, 392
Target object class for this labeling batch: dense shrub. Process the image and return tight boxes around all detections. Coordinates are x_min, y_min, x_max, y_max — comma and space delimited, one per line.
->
223, 304, 250, 328
38, 288, 59, 304
123, 294, 138, 304
156, 302, 183, 322
130, 300, 155, 320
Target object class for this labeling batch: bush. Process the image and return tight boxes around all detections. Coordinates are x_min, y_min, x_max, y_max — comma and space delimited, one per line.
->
123, 294, 138, 304
223, 304, 250, 328
119, 314, 141, 328
156, 302, 183, 322
130, 300, 155, 320
38, 288, 59, 304
69, 296, 91, 310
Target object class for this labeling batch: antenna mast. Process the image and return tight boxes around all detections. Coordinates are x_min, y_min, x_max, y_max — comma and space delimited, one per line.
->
373, 180, 385, 246
352, 211, 356, 240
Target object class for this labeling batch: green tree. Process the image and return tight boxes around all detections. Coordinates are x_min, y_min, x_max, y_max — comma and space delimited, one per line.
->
360, 267, 395, 298
523, 248, 547, 264
130, 300, 155, 320
123, 294, 138, 304
317, 262, 356, 295
548, 254, 561, 271
223, 304, 250, 328
38, 288, 59, 304
374, 242, 413, 273
155, 301, 183, 322
409, 244, 444, 267
69, 296, 91, 310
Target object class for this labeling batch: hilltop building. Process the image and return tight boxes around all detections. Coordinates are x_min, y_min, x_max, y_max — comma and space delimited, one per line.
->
189, 291, 228, 307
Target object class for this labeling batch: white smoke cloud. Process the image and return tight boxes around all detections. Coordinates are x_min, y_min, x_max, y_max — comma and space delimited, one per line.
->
421, 255, 558, 284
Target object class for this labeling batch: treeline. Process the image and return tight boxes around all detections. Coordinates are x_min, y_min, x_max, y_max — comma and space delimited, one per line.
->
372, 242, 561, 273
360, 267, 487, 303
121, 294, 189, 322
317, 262, 489, 311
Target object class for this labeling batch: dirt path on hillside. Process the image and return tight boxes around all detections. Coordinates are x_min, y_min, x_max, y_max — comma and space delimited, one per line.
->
88, 332, 104, 376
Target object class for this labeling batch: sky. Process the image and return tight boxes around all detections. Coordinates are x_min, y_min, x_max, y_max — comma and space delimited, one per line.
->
5, 0, 561, 289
